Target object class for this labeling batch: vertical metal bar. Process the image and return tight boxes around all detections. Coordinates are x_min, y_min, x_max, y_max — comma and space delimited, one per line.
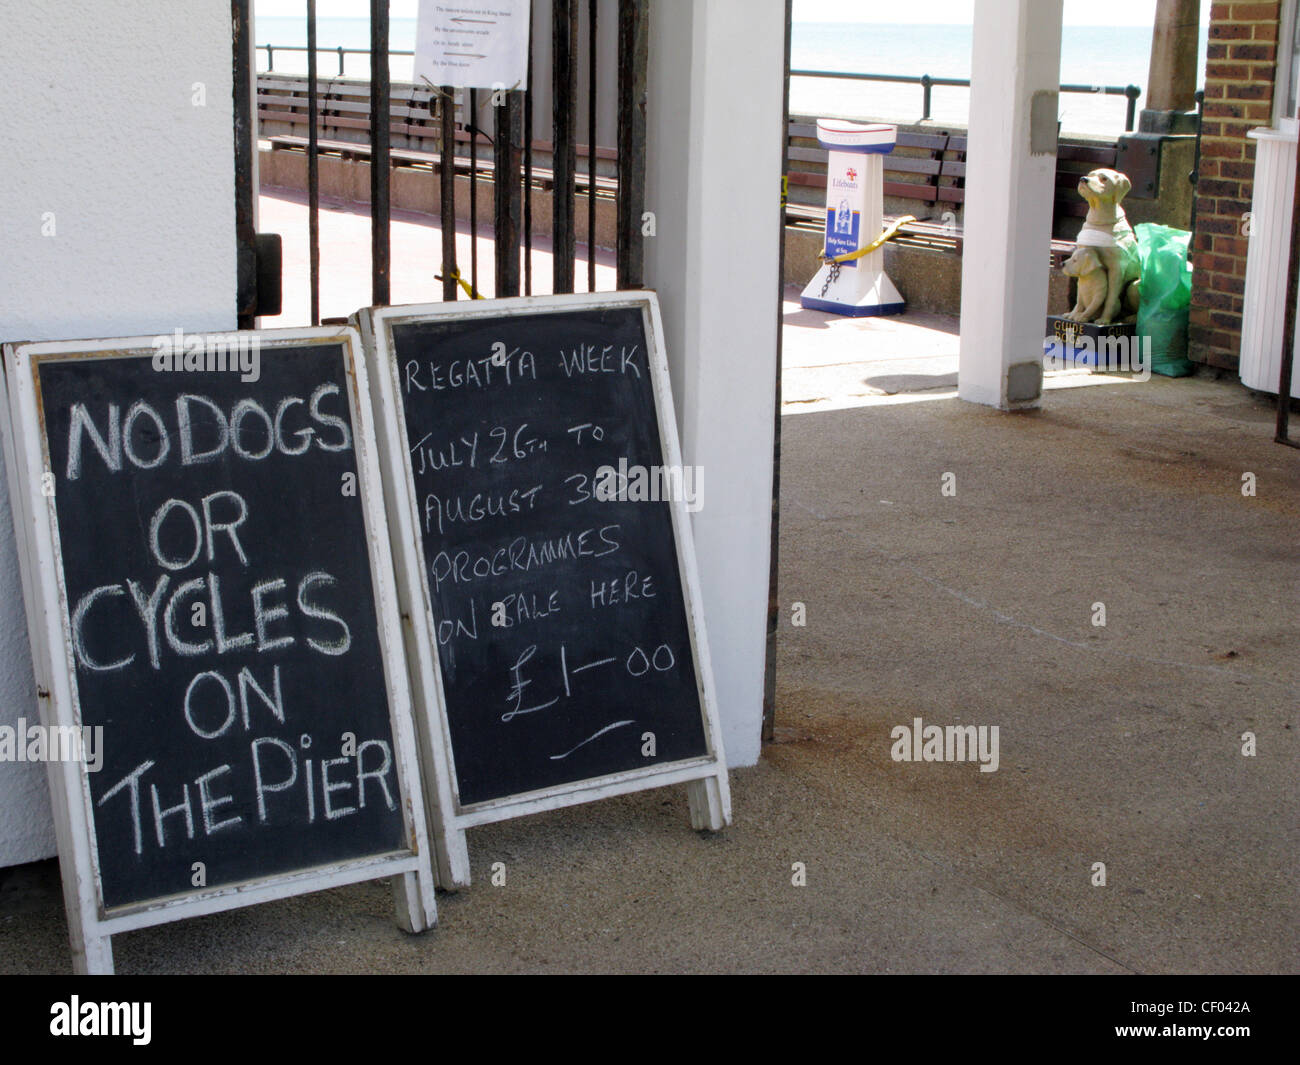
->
616, 0, 648, 289
921, 74, 932, 121
441, 86, 459, 301
469, 88, 479, 296
338, 45, 345, 76
1126, 85, 1140, 132
553, 0, 579, 294
763, 0, 794, 745
1188, 89, 1205, 248
267, 44, 275, 72
1275, 112, 1300, 447
524, 8, 534, 296
495, 91, 524, 298
587, 0, 598, 292
307, 0, 321, 326
369, 0, 392, 306
233, 0, 257, 328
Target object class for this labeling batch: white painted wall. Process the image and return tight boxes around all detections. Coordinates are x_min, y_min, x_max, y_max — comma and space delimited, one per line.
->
958, 0, 1064, 409
643, 0, 786, 768
0, 1, 236, 867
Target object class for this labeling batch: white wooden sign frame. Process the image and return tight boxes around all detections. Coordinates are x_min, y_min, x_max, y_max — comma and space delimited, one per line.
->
358, 291, 731, 890
0, 327, 438, 974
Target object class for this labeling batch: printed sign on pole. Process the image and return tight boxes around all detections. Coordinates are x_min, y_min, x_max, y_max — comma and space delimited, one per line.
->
414, 0, 531, 90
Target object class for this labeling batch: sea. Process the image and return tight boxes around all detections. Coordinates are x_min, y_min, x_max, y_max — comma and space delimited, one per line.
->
255, 16, 1207, 138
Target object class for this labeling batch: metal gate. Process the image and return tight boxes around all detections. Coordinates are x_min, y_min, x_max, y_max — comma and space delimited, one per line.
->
231, 0, 649, 327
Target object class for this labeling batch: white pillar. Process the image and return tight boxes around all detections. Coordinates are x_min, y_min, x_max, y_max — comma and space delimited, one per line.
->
958, 0, 1064, 409
642, 0, 786, 768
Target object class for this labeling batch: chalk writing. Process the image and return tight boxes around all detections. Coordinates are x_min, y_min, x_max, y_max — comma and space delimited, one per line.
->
388, 307, 709, 806
37, 342, 406, 909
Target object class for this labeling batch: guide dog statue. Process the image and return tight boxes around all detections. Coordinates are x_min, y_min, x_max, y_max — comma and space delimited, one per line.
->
1062, 245, 1141, 325
1062, 168, 1141, 325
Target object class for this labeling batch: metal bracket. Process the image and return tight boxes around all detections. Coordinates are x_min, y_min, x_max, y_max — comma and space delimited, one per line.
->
1117, 133, 1164, 199
239, 233, 283, 320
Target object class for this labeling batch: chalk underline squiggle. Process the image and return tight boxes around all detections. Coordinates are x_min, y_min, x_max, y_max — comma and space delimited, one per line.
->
550, 720, 635, 760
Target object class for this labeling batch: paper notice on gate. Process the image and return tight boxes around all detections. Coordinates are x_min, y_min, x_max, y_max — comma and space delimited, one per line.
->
414, 0, 531, 90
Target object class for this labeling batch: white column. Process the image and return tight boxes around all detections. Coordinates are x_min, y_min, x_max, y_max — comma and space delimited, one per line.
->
642, 0, 786, 768
958, 0, 1064, 409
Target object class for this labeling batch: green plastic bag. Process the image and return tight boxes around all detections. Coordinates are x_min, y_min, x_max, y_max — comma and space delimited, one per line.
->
1135, 222, 1194, 377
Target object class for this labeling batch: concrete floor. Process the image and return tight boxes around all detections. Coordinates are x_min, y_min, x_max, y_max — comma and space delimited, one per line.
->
1, 211, 1296, 974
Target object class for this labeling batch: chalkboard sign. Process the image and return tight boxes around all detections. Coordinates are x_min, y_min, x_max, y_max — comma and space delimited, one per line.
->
359, 293, 730, 888
1, 328, 437, 973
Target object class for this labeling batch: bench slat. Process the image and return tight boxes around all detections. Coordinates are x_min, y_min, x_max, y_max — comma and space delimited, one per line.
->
267, 135, 620, 193
786, 146, 827, 164
886, 156, 944, 176
895, 132, 950, 153
1058, 143, 1119, 165
884, 179, 940, 202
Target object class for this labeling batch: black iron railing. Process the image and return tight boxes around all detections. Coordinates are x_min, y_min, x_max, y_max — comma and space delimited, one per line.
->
789, 68, 1143, 132
260, 46, 1143, 133
260, 43, 411, 77
257, 1, 645, 316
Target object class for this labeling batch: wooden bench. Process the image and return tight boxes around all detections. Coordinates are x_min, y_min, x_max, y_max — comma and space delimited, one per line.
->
258, 76, 498, 154
256, 75, 1090, 269
258, 73, 619, 199
265, 134, 620, 201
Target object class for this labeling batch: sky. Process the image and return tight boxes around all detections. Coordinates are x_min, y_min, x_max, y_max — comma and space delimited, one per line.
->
255, 0, 1210, 27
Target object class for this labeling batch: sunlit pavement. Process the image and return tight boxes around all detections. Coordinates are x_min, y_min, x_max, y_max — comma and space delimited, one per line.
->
257, 188, 616, 326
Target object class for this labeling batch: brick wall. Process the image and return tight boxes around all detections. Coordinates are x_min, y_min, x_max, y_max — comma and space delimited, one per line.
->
1189, 1, 1283, 370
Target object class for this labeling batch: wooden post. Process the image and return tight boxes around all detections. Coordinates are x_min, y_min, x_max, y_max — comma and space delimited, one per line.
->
1144, 0, 1201, 123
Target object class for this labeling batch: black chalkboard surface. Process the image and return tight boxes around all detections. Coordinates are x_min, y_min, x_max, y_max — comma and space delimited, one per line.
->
361, 293, 730, 886
3, 330, 434, 950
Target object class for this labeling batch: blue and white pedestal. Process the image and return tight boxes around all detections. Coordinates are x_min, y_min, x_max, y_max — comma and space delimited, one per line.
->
800, 119, 906, 318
